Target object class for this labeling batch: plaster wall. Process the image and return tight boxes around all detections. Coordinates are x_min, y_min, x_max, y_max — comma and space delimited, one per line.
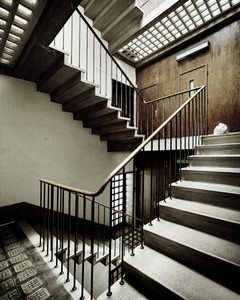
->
0, 75, 129, 209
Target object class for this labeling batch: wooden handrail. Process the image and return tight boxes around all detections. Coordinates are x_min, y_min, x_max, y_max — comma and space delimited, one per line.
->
40, 85, 205, 197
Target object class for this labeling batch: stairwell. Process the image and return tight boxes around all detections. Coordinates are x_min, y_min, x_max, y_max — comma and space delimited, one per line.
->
122, 132, 240, 299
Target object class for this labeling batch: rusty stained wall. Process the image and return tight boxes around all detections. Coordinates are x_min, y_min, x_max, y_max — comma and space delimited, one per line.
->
137, 20, 240, 134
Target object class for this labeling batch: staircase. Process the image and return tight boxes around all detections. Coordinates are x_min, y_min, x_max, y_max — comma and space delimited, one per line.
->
80, 0, 144, 54
123, 132, 240, 299
36, 49, 144, 152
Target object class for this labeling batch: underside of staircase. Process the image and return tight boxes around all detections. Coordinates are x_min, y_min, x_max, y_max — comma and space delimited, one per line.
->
34, 48, 144, 152
123, 132, 240, 299
80, 0, 144, 54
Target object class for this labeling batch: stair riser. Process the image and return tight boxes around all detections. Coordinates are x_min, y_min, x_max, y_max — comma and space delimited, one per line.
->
159, 206, 240, 243
189, 157, 240, 168
196, 145, 240, 155
124, 263, 182, 300
203, 135, 240, 145
144, 230, 240, 293
181, 170, 240, 186
171, 186, 240, 210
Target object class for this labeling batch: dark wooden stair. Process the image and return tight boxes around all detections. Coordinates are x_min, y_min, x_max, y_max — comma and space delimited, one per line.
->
36, 49, 144, 152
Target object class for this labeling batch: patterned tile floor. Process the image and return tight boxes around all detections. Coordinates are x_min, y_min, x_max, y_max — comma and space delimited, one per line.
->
0, 222, 73, 300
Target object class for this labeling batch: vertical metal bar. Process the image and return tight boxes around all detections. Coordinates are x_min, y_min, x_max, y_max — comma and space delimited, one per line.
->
72, 193, 78, 291
60, 189, 64, 275
90, 196, 95, 299
55, 187, 59, 268
201, 90, 203, 143
86, 26, 88, 81
46, 184, 50, 257
179, 110, 182, 181
198, 92, 201, 145
131, 162, 136, 256
100, 46, 102, 95
79, 15, 81, 69
107, 182, 113, 296
39, 181, 42, 247
50, 185, 54, 262
174, 96, 177, 183
195, 95, 198, 148
169, 120, 172, 197
192, 99, 194, 153
103, 206, 106, 255
147, 105, 149, 137
66, 191, 71, 282
188, 103, 190, 162
164, 127, 167, 202
105, 51, 107, 97
184, 105, 187, 165
150, 138, 153, 225
93, 36, 95, 83
42, 183, 46, 252
120, 167, 126, 285
81, 195, 86, 300
141, 148, 145, 234
97, 205, 100, 258
71, 14, 73, 65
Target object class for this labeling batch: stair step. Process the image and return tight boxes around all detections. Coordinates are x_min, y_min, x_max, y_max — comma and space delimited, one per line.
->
62, 87, 108, 113
202, 132, 240, 145
124, 245, 240, 300
159, 198, 240, 243
37, 54, 82, 94
74, 103, 117, 122
181, 166, 240, 186
84, 0, 111, 20
92, 121, 132, 135
51, 73, 97, 104
171, 180, 240, 209
189, 155, 240, 168
144, 219, 240, 292
83, 111, 130, 128
100, 129, 138, 141
93, 0, 135, 32
102, 4, 143, 43
196, 143, 240, 155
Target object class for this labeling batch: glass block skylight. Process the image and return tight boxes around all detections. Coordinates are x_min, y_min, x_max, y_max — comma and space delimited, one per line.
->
119, 0, 239, 62
0, 0, 41, 67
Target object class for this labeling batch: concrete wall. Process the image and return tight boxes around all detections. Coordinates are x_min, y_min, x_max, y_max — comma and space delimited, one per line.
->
0, 75, 129, 209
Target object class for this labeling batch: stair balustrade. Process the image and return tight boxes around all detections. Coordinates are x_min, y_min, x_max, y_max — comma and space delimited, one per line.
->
39, 85, 207, 298
50, 6, 144, 128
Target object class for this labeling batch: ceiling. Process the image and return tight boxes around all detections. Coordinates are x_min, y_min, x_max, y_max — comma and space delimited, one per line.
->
0, 0, 47, 67
118, 0, 240, 64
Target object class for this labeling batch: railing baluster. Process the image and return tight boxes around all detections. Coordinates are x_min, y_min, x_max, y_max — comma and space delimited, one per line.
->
73, 193, 78, 291
60, 189, 64, 275
120, 168, 126, 285
56, 187, 59, 268
39, 181, 42, 247
169, 120, 172, 196
50, 185, 54, 262
81, 194, 86, 300
46, 184, 50, 257
107, 181, 113, 296
66, 191, 71, 282
90, 196, 95, 299
175, 96, 177, 183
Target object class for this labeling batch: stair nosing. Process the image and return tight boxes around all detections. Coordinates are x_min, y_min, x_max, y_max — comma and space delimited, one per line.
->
160, 198, 240, 225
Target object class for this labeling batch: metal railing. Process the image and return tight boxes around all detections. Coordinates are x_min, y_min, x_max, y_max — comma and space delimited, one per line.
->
39, 85, 207, 298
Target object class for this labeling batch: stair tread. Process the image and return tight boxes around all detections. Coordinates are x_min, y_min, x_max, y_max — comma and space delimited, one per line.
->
160, 198, 240, 224
144, 219, 240, 265
172, 180, 240, 195
182, 166, 240, 173
125, 245, 239, 300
